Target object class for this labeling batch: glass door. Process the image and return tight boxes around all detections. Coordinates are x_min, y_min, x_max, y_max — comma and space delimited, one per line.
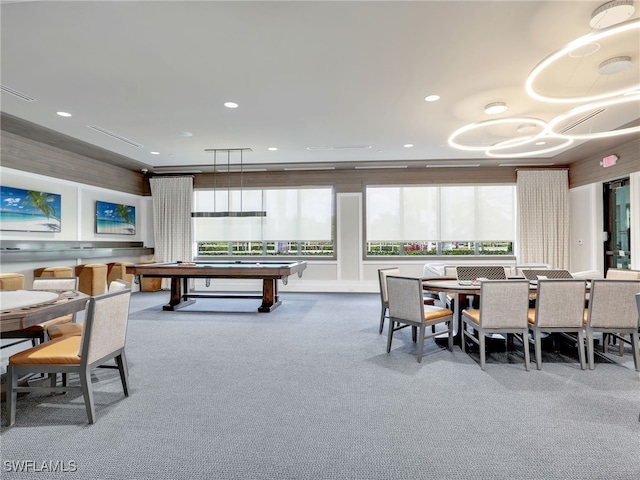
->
603, 178, 631, 273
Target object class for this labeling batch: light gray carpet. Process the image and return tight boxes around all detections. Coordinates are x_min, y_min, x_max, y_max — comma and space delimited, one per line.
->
1, 291, 639, 480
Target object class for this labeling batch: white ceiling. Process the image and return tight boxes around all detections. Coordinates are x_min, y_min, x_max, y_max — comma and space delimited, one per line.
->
1, 0, 639, 172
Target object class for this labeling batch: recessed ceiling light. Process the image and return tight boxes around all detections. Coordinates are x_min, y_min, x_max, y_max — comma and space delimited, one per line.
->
268, 147, 278, 151
150, 151, 160, 155
404, 144, 414, 148
535, 141, 546, 146
176, 131, 193, 137
56, 111, 72, 117
590, 0, 635, 29
424, 94, 440, 102
598, 56, 632, 74
484, 102, 507, 115
224, 102, 238, 108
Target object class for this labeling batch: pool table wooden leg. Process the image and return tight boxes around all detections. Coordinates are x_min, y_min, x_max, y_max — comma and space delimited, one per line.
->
162, 277, 195, 311
259, 278, 282, 312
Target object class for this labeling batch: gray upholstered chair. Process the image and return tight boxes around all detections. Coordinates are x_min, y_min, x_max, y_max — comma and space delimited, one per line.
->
521, 269, 573, 280
462, 279, 531, 371
48, 280, 130, 340
386, 275, 453, 363
585, 279, 640, 371
6, 288, 132, 426
527, 279, 587, 370
378, 268, 400, 334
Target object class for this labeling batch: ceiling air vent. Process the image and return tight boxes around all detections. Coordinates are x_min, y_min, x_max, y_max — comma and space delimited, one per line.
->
87, 125, 144, 148
1, 85, 36, 102
559, 108, 606, 133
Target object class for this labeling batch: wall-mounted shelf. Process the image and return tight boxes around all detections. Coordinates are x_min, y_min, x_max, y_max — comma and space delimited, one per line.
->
0, 240, 154, 263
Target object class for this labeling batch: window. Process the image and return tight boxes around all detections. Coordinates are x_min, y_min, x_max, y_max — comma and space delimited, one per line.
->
194, 188, 334, 257
365, 185, 515, 257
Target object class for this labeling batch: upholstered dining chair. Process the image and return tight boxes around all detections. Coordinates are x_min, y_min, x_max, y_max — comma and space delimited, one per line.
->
462, 279, 531, 371
585, 279, 640, 371
48, 280, 130, 340
527, 279, 587, 370
521, 269, 573, 280
386, 275, 453, 363
378, 268, 400, 334
1, 277, 78, 348
6, 288, 132, 426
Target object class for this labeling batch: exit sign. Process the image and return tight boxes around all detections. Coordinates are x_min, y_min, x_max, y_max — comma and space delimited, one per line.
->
601, 154, 618, 168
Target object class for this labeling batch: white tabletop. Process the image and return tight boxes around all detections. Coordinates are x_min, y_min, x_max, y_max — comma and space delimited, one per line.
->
0, 290, 60, 310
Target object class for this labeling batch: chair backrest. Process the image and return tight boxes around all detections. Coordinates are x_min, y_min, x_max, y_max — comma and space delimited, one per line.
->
515, 264, 550, 276
605, 268, 640, 280
378, 268, 400, 304
109, 279, 131, 292
456, 265, 507, 281
586, 279, 640, 329
386, 275, 424, 324
80, 289, 131, 366
443, 265, 458, 277
534, 279, 586, 328
478, 280, 530, 328
521, 269, 573, 280
32, 277, 78, 291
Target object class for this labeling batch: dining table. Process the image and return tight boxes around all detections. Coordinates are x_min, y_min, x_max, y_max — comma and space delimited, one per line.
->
0, 289, 90, 333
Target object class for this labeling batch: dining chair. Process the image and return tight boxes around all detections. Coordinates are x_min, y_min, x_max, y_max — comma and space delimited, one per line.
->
386, 275, 453, 363
6, 288, 132, 426
48, 280, 130, 340
515, 263, 550, 276
521, 269, 573, 280
527, 279, 587, 370
462, 279, 531, 371
1, 277, 78, 349
378, 268, 400, 334
585, 279, 640, 371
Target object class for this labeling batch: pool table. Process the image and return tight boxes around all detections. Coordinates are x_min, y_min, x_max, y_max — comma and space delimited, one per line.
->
126, 260, 307, 312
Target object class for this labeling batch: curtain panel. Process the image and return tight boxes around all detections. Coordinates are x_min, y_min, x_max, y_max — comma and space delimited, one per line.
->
517, 169, 569, 269
149, 177, 194, 289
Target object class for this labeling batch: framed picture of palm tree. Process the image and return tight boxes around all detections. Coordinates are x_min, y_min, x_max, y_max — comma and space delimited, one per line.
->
0, 185, 62, 232
95, 200, 136, 235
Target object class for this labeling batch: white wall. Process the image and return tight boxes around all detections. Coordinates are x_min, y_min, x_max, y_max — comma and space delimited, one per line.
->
0, 167, 154, 282
569, 170, 640, 274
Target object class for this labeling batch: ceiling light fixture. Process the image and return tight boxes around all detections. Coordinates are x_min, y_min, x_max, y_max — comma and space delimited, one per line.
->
224, 102, 238, 109
403, 144, 414, 148
150, 151, 160, 155
176, 131, 193, 137
424, 94, 440, 102
598, 55, 633, 74
268, 147, 278, 151
425, 164, 481, 168
448, 117, 547, 151
516, 123, 540, 134
485, 135, 573, 157
590, 0, 635, 29
191, 148, 266, 218
484, 102, 507, 115
56, 111, 72, 117
526, 18, 640, 103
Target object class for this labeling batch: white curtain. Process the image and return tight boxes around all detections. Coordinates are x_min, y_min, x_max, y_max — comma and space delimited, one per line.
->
517, 170, 569, 269
149, 177, 193, 288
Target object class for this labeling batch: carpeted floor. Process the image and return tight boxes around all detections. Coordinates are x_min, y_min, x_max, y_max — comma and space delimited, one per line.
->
1, 291, 639, 479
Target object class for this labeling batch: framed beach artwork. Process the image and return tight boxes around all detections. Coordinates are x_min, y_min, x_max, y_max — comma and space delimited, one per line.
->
0, 186, 62, 232
95, 201, 136, 235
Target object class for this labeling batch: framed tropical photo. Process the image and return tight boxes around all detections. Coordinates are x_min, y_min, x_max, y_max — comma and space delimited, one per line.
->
95, 200, 136, 235
0, 185, 62, 232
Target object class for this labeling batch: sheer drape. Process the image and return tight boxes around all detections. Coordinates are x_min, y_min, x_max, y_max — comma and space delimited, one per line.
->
517, 170, 569, 269
149, 176, 193, 288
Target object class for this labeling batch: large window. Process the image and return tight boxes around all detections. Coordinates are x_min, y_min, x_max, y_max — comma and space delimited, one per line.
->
365, 185, 515, 257
194, 187, 334, 257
